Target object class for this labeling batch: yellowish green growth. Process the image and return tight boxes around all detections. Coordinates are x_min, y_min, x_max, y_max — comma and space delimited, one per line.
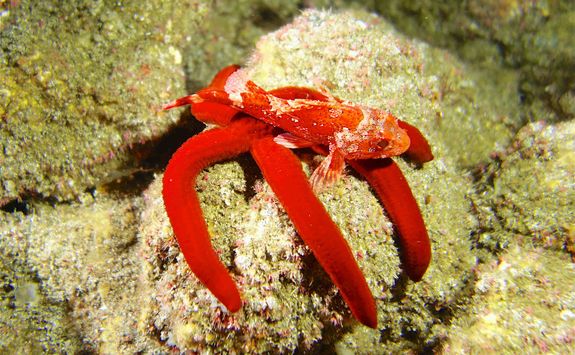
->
362, 0, 575, 119
0, 1, 202, 203
1, 4, 572, 353
0, 191, 152, 352
473, 120, 575, 255
444, 245, 575, 353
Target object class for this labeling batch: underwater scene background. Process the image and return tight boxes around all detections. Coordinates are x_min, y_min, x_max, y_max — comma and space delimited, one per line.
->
1, 1, 574, 353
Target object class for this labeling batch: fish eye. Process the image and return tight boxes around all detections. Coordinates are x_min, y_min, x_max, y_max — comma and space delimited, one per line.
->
377, 140, 389, 150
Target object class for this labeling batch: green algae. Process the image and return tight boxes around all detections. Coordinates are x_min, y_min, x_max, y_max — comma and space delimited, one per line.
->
363, 0, 575, 118
0, 250, 83, 353
460, 121, 575, 352
0, 2, 572, 353
0, 1, 203, 203
473, 120, 575, 255
494, 121, 575, 243
310, 0, 575, 119
444, 244, 575, 353
181, 0, 302, 91
0, 191, 149, 352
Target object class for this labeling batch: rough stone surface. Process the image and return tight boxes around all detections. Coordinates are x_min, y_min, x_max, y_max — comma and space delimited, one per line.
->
364, 0, 575, 119
473, 120, 575, 256
443, 245, 575, 353
1, 4, 572, 353
1, 191, 150, 353
0, 0, 300, 205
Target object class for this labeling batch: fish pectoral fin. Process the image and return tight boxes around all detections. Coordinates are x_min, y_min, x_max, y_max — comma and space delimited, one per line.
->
273, 133, 315, 149
310, 149, 346, 191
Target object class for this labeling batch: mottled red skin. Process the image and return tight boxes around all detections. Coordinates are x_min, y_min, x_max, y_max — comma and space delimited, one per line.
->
161, 65, 433, 328
195, 80, 410, 162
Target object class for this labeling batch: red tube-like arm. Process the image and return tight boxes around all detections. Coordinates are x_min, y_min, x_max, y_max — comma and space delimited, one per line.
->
162, 118, 273, 312
250, 136, 378, 328
349, 159, 431, 281
397, 120, 434, 164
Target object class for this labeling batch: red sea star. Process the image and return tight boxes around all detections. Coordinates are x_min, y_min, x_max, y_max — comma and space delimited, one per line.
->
162, 65, 433, 328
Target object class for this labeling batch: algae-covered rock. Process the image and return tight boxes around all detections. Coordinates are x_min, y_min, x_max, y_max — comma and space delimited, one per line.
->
0, 246, 83, 353
0, 190, 156, 352
473, 120, 575, 256
520, 10, 575, 116
0, 1, 200, 204
459, 119, 575, 352
361, 0, 575, 118
181, 0, 302, 91
494, 121, 575, 247
444, 244, 575, 353
0, 0, 302, 205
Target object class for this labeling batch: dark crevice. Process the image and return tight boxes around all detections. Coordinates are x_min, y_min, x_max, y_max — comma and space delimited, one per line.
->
99, 109, 208, 199
251, 5, 285, 32
1, 198, 31, 214
140, 109, 206, 170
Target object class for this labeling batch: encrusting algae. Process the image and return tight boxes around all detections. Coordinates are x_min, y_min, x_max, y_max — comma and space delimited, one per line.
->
1, 3, 574, 353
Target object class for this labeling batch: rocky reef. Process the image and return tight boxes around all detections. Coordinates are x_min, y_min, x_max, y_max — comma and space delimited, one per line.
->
1, 1, 573, 353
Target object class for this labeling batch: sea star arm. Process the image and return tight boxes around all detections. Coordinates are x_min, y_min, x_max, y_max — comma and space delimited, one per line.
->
397, 120, 434, 164
348, 159, 431, 281
250, 136, 378, 328
162, 117, 273, 312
